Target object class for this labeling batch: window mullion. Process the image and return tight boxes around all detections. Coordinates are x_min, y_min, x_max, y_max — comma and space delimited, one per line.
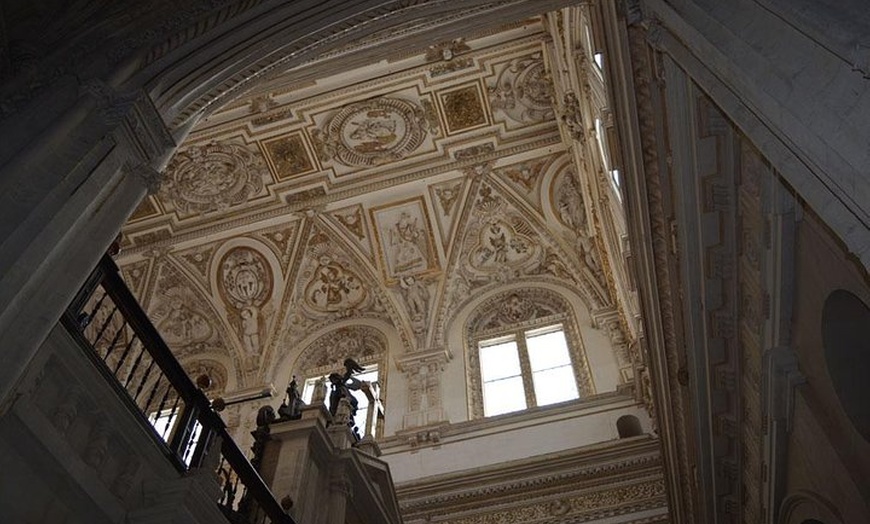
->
516, 331, 537, 408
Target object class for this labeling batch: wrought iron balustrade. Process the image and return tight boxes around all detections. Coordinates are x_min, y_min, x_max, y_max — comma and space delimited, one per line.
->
62, 254, 296, 524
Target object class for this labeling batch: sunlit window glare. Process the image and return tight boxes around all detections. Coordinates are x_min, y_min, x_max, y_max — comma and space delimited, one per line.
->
478, 325, 579, 417
480, 339, 527, 416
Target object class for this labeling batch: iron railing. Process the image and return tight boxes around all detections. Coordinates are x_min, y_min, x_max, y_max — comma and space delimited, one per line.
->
62, 255, 295, 524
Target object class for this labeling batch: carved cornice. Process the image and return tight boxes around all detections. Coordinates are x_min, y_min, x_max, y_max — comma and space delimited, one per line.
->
396, 437, 666, 523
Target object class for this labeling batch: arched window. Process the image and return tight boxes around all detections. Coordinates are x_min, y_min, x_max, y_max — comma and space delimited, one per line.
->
466, 289, 594, 419
293, 326, 388, 438
822, 289, 870, 442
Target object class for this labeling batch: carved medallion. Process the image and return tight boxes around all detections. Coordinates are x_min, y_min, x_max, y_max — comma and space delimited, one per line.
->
219, 247, 272, 310
304, 256, 367, 312
489, 53, 555, 124
161, 142, 267, 214
313, 97, 430, 167
468, 219, 541, 272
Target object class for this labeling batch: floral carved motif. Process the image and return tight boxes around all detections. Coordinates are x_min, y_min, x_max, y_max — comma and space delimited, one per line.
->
160, 142, 267, 214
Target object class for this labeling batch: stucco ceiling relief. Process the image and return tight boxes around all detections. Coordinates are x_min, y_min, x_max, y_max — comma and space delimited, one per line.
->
311, 96, 438, 170
253, 222, 303, 270
327, 204, 376, 264
548, 165, 608, 293
425, 38, 473, 77
159, 141, 270, 216
294, 325, 387, 378
488, 51, 555, 128
493, 157, 548, 214
146, 261, 236, 376
217, 246, 274, 367
173, 243, 218, 288
436, 82, 490, 135
369, 197, 441, 286
261, 131, 319, 181
119, 258, 152, 302
281, 225, 396, 346
428, 176, 470, 252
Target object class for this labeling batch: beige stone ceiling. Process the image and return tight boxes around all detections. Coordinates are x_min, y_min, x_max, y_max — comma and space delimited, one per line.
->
117, 18, 612, 393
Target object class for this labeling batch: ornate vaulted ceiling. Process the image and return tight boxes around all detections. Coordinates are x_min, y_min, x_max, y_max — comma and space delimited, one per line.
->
117, 18, 614, 394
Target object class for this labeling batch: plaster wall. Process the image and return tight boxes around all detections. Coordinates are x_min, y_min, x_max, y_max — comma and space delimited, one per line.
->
787, 210, 870, 521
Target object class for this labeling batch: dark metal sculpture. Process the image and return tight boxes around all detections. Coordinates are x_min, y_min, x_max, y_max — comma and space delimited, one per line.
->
328, 359, 365, 436
277, 376, 304, 420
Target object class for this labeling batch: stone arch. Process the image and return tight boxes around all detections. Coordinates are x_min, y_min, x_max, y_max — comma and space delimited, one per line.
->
778, 491, 844, 524
293, 324, 388, 379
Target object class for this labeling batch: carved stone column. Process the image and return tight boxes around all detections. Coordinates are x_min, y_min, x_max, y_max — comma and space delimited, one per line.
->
395, 348, 451, 447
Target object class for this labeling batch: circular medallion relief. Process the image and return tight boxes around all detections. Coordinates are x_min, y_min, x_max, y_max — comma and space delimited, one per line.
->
219, 247, 273, 310
162, 142, 266, 214
322, 97, 427, 167
304, 256, 367, 312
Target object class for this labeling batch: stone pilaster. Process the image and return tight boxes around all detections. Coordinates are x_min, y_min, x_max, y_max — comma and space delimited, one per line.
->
395, 348, 451, 447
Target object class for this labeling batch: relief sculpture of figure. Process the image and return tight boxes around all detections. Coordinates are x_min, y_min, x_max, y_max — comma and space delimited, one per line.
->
240, 306, 260, 354
390, 211, 427, 274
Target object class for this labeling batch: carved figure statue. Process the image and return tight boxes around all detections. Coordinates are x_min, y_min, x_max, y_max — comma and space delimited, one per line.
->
328, 359, 366, 436
277, 375, 305, 420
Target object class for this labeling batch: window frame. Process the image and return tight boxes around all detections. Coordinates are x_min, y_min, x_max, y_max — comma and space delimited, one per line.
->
466, 300, 595, 420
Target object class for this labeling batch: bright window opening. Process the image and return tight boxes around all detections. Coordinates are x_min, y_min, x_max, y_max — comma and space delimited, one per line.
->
594, 52, 604, 70
478, 324, 579, 417
149, 409, 203, 466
